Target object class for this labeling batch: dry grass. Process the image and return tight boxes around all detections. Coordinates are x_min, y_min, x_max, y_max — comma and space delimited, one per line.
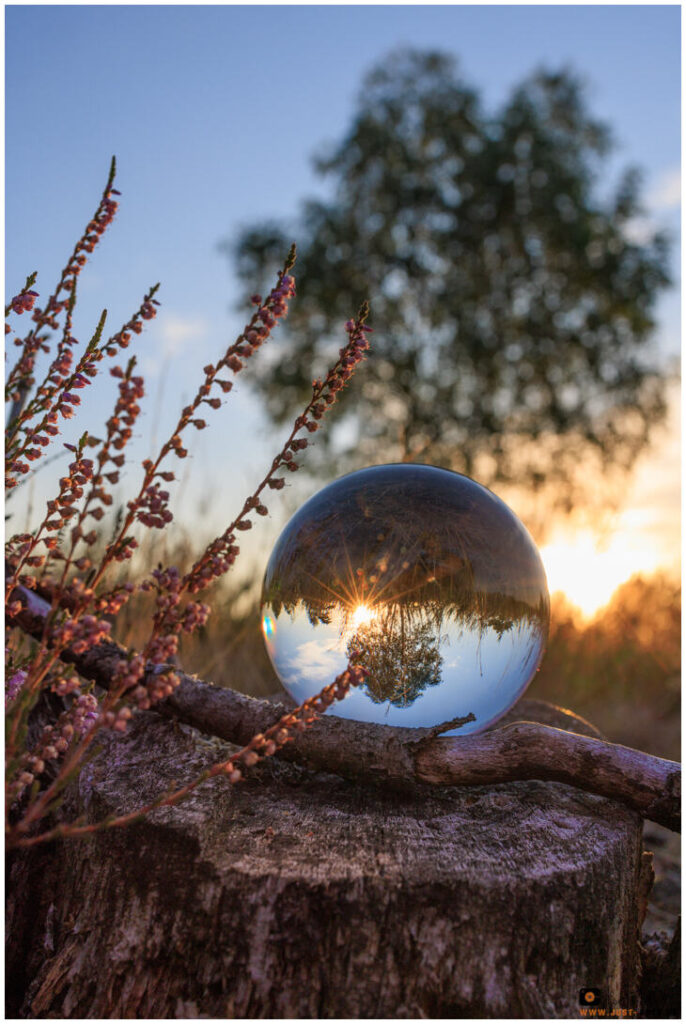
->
111, 523, 280, 699
111, 529, 680, 761
531, 572, 680, 761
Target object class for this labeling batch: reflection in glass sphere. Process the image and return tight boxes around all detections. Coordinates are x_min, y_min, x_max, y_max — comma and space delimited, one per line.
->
261, 465, 550, 735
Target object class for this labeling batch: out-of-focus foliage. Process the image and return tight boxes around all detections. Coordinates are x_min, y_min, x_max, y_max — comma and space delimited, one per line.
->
531, 572, 680, 759
228, 49, 671, 509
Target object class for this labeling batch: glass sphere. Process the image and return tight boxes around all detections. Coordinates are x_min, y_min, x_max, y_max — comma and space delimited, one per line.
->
261, 464, 549, 735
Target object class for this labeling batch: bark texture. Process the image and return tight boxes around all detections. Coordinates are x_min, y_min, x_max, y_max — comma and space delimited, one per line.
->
640, 921, 681, 1018
6, 702, 659, 1019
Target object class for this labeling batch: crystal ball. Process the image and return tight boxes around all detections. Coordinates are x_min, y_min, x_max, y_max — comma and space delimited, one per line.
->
261, 464, 549, 735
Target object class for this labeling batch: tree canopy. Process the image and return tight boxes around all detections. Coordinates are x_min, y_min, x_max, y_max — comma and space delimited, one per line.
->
227, 49, 671, 506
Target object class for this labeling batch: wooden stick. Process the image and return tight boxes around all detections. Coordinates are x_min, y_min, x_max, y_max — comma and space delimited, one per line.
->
7, 581, 681, 831
413, 725, 680, 832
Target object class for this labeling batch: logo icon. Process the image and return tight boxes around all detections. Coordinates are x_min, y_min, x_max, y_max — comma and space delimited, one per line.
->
579, 988, 602, 1006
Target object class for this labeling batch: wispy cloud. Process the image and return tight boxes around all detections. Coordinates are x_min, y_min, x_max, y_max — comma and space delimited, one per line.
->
647, 168, 680, 212
140, 312, 209, 377
158, 313, 208, 357
288, 639, 345, 685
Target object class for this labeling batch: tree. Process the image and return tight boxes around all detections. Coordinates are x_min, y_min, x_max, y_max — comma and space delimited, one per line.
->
228, 49, 671, 508
347, 606, 444, 707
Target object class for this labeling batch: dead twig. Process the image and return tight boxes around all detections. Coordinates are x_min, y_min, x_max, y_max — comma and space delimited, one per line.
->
7, 579, 680, 832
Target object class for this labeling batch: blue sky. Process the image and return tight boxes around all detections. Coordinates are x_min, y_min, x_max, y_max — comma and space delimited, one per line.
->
5, 4, 681, 595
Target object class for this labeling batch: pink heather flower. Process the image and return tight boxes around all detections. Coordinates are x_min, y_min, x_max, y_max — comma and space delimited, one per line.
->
6, 669, 27, 706
11, 290, 39, 315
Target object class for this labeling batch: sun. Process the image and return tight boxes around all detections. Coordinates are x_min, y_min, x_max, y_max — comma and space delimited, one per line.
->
538, 530, 662, 619
350, 603, 377, 629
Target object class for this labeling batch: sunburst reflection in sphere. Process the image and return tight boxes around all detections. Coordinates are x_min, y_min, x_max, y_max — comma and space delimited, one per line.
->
350, 603, 377, 631
261, 464, 549, 735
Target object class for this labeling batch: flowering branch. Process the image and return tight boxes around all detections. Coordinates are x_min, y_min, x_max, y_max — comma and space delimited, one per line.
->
5, 158, 119, 410
4, 286, 371, 837
5, 285, 160, 482
7, 662, 368, 849
183, 302, 372, 595
5, 272, 38, 319
5, 163, 378, 848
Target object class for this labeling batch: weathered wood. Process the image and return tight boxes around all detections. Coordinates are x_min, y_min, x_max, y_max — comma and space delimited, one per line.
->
161, 678, 681, 830
6, 705, 655, 1019
7, 581, 681, 831
414, 723, 681, 832
640, 920, 681, 1018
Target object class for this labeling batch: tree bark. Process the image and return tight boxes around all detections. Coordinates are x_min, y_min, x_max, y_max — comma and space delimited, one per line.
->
640, 921, 681, 1019
6, 701, 665, 1019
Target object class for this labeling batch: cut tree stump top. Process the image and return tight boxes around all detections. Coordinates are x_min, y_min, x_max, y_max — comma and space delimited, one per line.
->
7, 699, 651, 1019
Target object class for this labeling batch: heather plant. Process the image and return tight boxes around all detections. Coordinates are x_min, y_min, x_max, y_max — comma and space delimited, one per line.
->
5, 160, 371, 849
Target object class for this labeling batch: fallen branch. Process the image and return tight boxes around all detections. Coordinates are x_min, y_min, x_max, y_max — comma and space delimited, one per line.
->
7, 580, 681, 832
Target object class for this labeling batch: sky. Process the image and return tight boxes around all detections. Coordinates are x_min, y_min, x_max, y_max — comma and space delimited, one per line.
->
263, 603, 544, 734
5, 4, 681, 615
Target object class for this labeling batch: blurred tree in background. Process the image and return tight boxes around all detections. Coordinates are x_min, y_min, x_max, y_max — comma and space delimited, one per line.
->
227, 49, 671, 510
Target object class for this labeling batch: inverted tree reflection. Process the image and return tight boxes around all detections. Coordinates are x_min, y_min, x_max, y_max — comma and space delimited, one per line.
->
346, 604, 443, 707
261, 466, 550, 720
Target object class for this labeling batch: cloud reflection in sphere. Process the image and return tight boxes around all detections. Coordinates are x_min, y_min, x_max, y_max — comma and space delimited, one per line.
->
261, 465, 549, 735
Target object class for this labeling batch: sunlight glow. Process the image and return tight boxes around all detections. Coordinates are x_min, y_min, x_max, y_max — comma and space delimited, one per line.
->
539, 530, 663, 619
350, 603, 377, 629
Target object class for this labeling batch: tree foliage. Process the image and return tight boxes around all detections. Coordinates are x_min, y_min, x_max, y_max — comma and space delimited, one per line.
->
228, 49, 671, 506
348, 609, 443, 708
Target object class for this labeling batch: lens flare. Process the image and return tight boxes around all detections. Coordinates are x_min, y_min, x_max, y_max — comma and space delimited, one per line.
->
262, 613, 275, 639
350, 603, 376, 629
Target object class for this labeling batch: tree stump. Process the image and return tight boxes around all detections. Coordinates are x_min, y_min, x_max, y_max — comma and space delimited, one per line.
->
6, 701, 656, 1018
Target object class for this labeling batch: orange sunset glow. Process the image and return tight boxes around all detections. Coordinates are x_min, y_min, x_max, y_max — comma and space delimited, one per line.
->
539, 530, 666, 618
